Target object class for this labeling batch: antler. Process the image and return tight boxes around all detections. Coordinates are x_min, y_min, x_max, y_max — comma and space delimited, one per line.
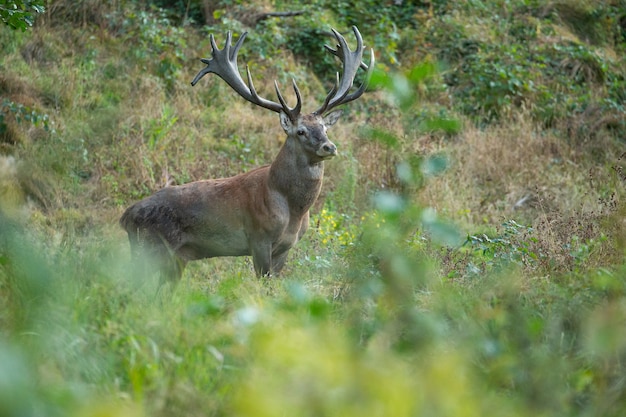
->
191, 31, 302, 121
314, 26, 375, 115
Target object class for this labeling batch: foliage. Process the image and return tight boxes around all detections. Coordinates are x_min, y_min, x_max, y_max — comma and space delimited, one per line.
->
465, 219, 538, 271
0, 0, 44, 30
0, 97, 51, 135
315, 207, 362, 248
123, 6, 189, 92
431, 4, 626, 128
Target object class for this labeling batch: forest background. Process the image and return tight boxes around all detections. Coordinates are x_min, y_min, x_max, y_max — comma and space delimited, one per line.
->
1, 0, 626, 416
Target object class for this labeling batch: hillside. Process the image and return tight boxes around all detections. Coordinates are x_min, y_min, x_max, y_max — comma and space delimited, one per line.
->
1, 1, 626, 416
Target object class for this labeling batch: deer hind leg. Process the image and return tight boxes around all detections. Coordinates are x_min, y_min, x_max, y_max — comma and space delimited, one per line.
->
129, 228, 185, 283
153, 237, 186, 284
126, 227, 154, 278
157, 255, 186, 284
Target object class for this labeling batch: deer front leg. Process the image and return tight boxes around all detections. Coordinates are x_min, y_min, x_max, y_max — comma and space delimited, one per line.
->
270, 249, 290, 275
251, 240, 273, 277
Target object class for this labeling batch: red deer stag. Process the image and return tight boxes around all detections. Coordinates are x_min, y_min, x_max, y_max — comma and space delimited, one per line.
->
120, 26, 374, 280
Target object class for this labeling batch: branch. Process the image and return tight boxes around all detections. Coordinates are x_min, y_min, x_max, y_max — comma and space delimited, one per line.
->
255, 11, 305, 23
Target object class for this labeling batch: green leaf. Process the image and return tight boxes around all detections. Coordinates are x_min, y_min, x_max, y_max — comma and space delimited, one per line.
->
0, 0, 45, 31
369, 67, 393, 90
421, 154, 449, 177
373, 191, 405, 215
421, 208, 462, 246
407, 62, 437, 83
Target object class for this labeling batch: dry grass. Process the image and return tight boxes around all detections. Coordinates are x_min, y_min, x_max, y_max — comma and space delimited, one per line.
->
418, 114, 622, 230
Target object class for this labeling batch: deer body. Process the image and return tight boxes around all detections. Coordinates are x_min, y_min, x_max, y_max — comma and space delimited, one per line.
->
121, 112, 340, 278
120, 27, 373, 280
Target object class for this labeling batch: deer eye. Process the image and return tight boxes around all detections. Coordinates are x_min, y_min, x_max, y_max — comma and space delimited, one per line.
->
297, 129, 305, 136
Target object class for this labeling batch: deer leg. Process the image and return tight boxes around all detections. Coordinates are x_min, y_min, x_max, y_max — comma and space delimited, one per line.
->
158, 256, 186, 283
126, 229, 156, 279
270, 250, 290, 275
135, 234, 184, 284
251, 241, 272, 277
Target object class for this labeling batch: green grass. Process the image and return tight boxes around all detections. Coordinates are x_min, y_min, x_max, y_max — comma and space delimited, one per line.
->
3, 201, 626, 416
2, 1, 626, 416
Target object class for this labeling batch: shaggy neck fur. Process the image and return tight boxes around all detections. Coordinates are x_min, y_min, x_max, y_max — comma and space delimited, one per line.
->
269, 135, 324, 213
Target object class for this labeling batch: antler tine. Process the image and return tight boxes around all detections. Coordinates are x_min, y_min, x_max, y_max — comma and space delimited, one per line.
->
314, 26, 374, 115
230, 31, 245, 61
274, 79, 302, 122
224, 31, 232, 54
317, 72, 340, 115
333, 46, 375, 106
209, 33, 219, 56
191, 31, 301, 119
324, 43, 369, 71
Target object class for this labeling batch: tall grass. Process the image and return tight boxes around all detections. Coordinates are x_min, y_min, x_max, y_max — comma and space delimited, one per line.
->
2, 166, 625, 416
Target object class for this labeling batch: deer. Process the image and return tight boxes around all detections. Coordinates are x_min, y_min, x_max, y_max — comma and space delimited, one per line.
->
120, 26, 374, 281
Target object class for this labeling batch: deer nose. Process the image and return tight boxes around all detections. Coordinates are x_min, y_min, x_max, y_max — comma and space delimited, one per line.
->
322, 143, 337, 155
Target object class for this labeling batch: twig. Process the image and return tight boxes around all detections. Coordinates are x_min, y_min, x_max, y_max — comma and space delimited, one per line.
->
255, 11, 305, 23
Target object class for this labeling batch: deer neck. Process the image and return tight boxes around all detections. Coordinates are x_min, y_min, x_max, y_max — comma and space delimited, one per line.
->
269, 136, 324, 213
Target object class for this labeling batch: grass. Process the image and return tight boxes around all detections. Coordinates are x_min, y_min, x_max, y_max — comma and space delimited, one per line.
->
2, 1, 626, 416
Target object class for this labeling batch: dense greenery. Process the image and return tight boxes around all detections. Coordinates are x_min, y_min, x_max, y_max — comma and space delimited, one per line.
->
0, 0, 44, 30
1, 0, 626, 416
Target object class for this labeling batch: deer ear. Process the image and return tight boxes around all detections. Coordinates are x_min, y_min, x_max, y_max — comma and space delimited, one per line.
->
279, 111, 293, 132
323, 110, 343, 127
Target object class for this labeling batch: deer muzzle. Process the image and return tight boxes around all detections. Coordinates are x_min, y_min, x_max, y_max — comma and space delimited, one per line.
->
317, 141, 337, 159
